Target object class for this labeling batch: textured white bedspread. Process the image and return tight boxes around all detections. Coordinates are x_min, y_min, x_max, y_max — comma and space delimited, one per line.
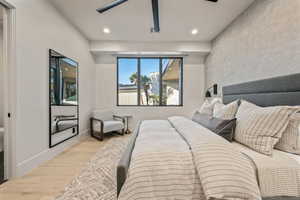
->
279, 150, 300, 165
118, 120, 204, 200
119, 118, 261, 200
232, 142, 300, 198
169, 116, 261, 200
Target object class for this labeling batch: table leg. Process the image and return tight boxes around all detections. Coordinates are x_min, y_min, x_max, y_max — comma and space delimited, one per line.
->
125, 118, 131, 134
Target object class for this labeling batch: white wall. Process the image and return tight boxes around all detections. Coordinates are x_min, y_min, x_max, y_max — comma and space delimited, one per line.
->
206, 0, 300, 90
95, 55, 205, 129
8, 0, 96, 176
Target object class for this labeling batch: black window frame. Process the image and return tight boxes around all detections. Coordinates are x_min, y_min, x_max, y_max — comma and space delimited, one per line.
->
117, 57, 184, 107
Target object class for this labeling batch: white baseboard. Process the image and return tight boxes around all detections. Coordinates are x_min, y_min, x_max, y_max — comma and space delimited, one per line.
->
16, 129, 90, 177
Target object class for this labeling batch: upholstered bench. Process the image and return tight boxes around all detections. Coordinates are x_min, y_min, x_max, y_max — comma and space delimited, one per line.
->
90, 110, 125, 141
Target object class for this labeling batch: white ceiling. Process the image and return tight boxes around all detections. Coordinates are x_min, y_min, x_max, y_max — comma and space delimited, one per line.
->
50, 0, 254, 42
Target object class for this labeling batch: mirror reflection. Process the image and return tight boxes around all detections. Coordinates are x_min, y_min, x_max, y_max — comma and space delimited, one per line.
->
50, 51, 78, 106
49, 49, 79, 148
51, 106, 78, 133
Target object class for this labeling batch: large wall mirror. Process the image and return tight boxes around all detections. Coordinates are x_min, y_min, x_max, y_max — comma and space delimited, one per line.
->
49, 49, 79, 148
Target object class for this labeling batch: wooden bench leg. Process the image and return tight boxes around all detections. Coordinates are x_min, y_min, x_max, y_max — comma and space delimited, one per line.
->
90, 117, 105, 142
100, 131, 104, 141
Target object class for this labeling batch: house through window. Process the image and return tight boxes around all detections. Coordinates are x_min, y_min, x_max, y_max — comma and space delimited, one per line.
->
117, 57, 183, 106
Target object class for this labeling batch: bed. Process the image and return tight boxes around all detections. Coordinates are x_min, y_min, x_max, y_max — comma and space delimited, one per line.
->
117, 73, 300, 200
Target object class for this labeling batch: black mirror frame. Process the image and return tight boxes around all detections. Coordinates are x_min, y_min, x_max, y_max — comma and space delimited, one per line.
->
48, 49, 79, 148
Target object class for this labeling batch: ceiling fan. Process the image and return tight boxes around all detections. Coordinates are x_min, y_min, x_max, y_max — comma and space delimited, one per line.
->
96, 0, 218, 33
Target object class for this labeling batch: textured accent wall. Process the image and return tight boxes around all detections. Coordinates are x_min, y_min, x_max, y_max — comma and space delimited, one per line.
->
205, 0, 300, 91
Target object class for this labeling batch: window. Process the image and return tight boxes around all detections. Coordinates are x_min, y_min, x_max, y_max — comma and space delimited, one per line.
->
117, 57, 183, 106
117, 58, 138, 106
140, 59, 160, 106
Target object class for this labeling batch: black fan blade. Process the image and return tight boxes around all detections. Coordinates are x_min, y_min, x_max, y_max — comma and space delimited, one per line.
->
151, 0, 160, 32
97, 0, 128, 13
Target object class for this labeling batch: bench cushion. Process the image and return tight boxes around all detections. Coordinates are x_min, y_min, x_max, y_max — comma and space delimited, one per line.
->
93, 120, 124, 133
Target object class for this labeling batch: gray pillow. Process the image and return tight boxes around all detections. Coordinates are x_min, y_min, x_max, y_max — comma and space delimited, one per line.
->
192, 111, 236, 142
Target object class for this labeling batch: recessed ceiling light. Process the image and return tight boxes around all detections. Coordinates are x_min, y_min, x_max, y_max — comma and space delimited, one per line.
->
103, 27, 111, 34
191, 29, 198, 35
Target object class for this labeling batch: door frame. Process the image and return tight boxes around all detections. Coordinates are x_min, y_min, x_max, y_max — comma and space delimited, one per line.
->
1, 0, 16, 180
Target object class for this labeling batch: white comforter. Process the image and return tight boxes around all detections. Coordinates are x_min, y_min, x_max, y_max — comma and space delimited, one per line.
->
119, 117, 261, 200
119, 120, 204, 200
232, 142, 300, 197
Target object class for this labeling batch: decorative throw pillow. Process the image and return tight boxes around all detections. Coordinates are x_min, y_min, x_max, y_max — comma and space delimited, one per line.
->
235, 100, 296, 155
213, 100, 239, 120
192, 111, 236, 142
198, 98, 221, 116
276, 112, 300, 154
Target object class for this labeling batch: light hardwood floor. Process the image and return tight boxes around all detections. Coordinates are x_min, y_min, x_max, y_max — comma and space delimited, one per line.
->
0, 137, 102, 200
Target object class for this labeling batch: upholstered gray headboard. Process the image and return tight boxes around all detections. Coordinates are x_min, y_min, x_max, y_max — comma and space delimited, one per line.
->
223, 73, 300, 107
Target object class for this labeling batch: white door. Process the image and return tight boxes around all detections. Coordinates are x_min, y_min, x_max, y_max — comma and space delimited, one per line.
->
0, 4, 5, 183
0, 1, 17, 181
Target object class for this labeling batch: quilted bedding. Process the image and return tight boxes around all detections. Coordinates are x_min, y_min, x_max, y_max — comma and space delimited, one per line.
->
118, 117, 299, 200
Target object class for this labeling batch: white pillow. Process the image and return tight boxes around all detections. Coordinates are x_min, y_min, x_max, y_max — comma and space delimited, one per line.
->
198, 99, 221, 116
213, 101, 239, 120
276, 112, 300, 154
235, 100, 296, 155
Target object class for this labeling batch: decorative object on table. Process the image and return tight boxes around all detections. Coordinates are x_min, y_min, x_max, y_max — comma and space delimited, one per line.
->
90, 110, 125, 141
49, 49, 79, 148
205, 83, 218, 98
